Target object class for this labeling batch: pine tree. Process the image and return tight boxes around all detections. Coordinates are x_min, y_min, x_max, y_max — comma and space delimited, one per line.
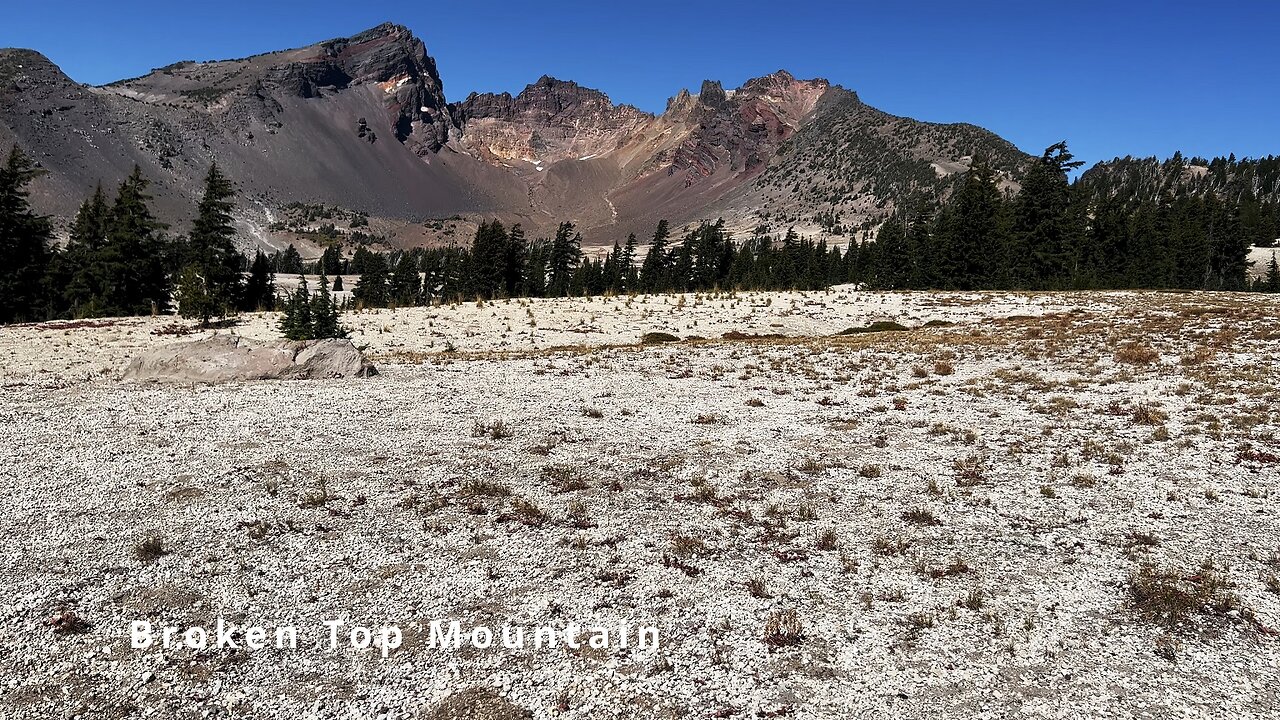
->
101, 166, 171, 315
278, 244, 304, 274
321, 244, 343, 276
620, 232, 638, 291
870, 217, 910, 289
941, 160, 1003, 289
60, 183, 110, 316
280, 275, 313, 340
639, 220, 671, 292
504, 224, 528, 297
242, 250, 276, 311
310, 272, 344, 338
352, 252, 390, 307
547, 221, 581, 297
182, 163, 242, 322
389, 252, 421, 306
0, 146, 55, 323
470, 220, 508, 299
1266, 253, 1280, 292
1014, 142, 1084, 288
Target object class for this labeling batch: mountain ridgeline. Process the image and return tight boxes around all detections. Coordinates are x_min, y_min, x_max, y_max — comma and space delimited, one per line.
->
1, 22, 1029, 249
2, 23, 1278, 327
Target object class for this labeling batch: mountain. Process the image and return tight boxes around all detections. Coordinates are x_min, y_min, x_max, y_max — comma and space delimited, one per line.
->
1, 22, 1032, 254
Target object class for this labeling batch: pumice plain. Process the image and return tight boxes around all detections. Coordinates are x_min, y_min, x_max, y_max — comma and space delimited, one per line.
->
3, 3, 1280, 719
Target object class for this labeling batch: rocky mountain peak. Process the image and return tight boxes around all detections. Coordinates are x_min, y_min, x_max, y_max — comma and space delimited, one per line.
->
0, 49, 77, 94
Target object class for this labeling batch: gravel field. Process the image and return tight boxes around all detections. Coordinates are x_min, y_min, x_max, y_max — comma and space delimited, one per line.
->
1, 288, 1279, 719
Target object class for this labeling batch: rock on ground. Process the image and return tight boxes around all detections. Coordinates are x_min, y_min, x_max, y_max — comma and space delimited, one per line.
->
121, 335, 377, 383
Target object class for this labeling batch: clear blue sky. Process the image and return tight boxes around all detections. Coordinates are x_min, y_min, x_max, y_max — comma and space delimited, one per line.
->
2, 1, 1275, 169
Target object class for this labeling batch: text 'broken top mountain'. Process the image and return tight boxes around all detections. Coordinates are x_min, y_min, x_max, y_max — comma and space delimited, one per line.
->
0, 22, 1030, 246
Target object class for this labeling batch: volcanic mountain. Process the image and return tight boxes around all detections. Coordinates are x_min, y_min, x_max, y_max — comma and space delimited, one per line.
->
0, 22, 1031, 254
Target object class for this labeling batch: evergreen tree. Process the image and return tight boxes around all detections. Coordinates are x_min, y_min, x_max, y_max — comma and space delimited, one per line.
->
0, 146, 55, 323
332, 274, 344, 292
1266, 252, 1280, 292
181, 163, 242, 322
389, 252, 421, 306
620, 232, 638, 291
280, 275, 313, 340
1013, 142, 1083, 288
242, 250, 276, 311
100, 166, 172, 315
470, 220, 509, 299
870, 217, 910, 289
940, 160, 1002, 289
504, 224, 528, 297
639, 220, 671, 292
352, 252, 390, 307
278, 244, 304, 274
547, 221, 581, 297
320, 244, 343, 276
309, 272, 344, 338
61, 183, 110, 316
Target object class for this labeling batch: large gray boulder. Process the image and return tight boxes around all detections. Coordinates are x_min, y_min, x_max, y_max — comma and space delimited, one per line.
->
122, 335, 377, 383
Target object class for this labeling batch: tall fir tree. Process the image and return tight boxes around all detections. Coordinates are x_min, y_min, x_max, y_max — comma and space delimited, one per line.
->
242, 250, 276, 311
1013, 142, 1084, 288
547, 221, 581, 297
101, 166, 172, 315
178, 163, 242, 324
389, 252, 422, 306
309, 272, 344, 338
60, 183, 110, 316
352, 252, 390, 307
280, 275, 313, 340
639, 220, 671, 292
0, 147, 55, 323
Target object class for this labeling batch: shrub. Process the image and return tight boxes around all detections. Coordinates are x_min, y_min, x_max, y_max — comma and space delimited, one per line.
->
1115, 343, 1159, 365
134, 536, 166, 563
762, 609, 804, 647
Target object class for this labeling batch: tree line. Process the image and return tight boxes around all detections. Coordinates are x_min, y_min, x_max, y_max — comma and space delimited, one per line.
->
0, 147, 275, 325
2, 140, 1277, 327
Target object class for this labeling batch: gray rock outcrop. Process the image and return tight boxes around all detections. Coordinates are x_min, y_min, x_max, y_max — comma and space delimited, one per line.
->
122, 335, 377, 383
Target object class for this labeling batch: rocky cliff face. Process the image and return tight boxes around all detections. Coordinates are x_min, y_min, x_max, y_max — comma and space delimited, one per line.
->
454, 76, 651, 165
1, 22, 1032, 249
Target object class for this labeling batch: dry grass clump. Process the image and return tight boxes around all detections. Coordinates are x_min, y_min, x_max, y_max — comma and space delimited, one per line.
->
1128, 562, 1243, 628
1130, 403, 1168, 426
953, 455, 987, 486
541, 465, 591, 493
762, 609, 804, 647
134, 536, 166, 563
815, 529, 839, 551
502, 498, 547, 526
1115, 343, 1160, 365
901, 508, 941, 526
670, 534, 706, 558
746, 577, 772, 598
873, 535, 911, 556
933, 359, 955, 376
472, 418, 512, 439
462, 478, 513, 497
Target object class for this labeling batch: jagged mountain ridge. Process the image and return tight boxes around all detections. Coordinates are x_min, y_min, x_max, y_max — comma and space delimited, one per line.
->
1, 22, 1032, 253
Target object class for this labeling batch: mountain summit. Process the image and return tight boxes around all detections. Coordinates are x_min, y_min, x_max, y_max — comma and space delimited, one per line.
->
0, 23, 1029, 250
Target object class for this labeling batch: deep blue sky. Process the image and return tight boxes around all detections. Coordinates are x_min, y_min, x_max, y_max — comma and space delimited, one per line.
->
3, 1, 1275, 169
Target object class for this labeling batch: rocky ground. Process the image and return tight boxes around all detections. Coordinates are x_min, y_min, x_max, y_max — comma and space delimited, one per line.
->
1, 288, 1279, 719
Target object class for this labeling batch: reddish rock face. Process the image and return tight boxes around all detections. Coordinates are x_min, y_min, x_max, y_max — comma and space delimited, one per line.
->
453, 76, 651, 165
